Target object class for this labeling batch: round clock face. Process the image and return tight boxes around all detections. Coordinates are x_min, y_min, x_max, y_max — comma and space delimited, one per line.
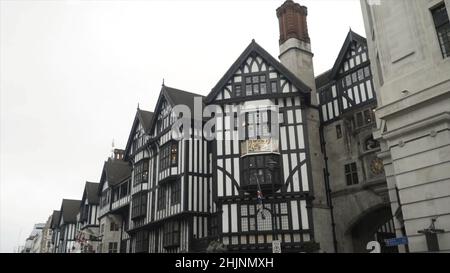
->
370, 158, 384, 175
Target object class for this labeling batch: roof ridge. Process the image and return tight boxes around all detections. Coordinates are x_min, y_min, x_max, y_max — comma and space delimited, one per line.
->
163, 85, 205, 98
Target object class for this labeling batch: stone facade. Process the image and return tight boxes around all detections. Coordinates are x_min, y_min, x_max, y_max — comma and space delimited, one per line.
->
361, 0, 450, 252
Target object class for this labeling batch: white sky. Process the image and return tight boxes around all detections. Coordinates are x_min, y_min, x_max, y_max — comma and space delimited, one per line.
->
0, 0, 365, 253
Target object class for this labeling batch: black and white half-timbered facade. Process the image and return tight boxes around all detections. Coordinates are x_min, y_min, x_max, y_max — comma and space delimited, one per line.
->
317, 30, 376, 124
204, 40, 317, 253
49, 210, 61, 253
57, 199, 81, 253
42, 0, 402, 253
126, 86, 212, 253
316, 30, 394, 253
75, 182, 100, 253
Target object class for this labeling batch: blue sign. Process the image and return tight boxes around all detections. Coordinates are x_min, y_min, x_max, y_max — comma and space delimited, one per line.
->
385, 237, 408, 247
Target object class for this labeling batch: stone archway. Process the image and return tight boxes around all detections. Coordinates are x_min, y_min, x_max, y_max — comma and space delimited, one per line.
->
345, 205, 398, 253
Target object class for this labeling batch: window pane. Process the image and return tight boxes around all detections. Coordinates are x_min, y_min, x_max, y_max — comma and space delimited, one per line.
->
241, 218, 248, 232
346, 174, 352, 186
260, 83, 267, 94
358, 69, 364, 81
235, 85, 241, 97
246, 84, 252, 96
249, 218, 255, 231
364, 66, 371, 78
241, 206, 247, 216
352, 72, 358, 83
262, 124, 270, 136
271, 82, 277, 93
248, 112, 254, 124
352, 173, 359, 184
345, 164, 350, 173
248, 156, 255, 168
346, 75, 352, 86
256, 156, 264, 168
253, 84, 259, 94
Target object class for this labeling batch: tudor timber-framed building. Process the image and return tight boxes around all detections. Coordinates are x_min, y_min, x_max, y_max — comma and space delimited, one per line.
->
97, 149, 132, 253
39, 0, 433, 253
120, 0, 335, 253
316, 30, 397, 253
75, 181, 101, 253
56, 199, 81, 253
110, 0, 392, 253
125, 87, 212, 253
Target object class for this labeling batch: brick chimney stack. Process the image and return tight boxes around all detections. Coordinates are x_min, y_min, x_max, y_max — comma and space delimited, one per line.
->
277, 0, 317, 105
277, 2, 334, 252
276, 0, 310, 44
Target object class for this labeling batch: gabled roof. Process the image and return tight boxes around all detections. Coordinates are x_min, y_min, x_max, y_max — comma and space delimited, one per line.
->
315, 69, 332, 90
84, 181, 99, 205
205, 39, 311, 104
138, 109, 154, 132
98, 157, 132, 194
59, 199, 81, 224
329, 30, 367, 79
164, 85, 205, 111
124, 109, 154, 159
50, 210, 60, 229
148, 85, 204, 134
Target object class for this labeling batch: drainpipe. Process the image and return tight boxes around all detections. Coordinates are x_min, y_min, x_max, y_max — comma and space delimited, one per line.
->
319, 123, 338, 253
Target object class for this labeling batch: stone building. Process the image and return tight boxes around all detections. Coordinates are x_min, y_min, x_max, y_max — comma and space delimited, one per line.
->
360, 0, 450, 252
39, 215, 53, 253
316, 29, 396, 253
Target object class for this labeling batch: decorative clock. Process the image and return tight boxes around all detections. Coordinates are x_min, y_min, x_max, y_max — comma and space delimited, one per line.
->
370, 158, 384, 175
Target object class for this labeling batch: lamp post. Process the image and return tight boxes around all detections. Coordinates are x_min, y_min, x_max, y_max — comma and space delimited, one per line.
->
418, 218, 445, 252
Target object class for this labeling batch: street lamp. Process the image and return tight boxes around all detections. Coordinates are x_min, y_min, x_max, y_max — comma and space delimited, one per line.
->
418, 218, 445, 252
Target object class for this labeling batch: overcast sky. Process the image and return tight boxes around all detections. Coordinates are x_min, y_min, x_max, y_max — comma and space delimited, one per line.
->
0, 0, 365, 253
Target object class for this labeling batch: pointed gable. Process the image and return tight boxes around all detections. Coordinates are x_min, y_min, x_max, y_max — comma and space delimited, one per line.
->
84, 182, 99, 205
98, 156, 131, 195
206, 40, 311, 104
59, 199, 81, 225
149, 85, 204, 136
50, 210, 60, 229
124, 109, 154, 160
316, 30, 375, 124
330, 30, 368, 79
